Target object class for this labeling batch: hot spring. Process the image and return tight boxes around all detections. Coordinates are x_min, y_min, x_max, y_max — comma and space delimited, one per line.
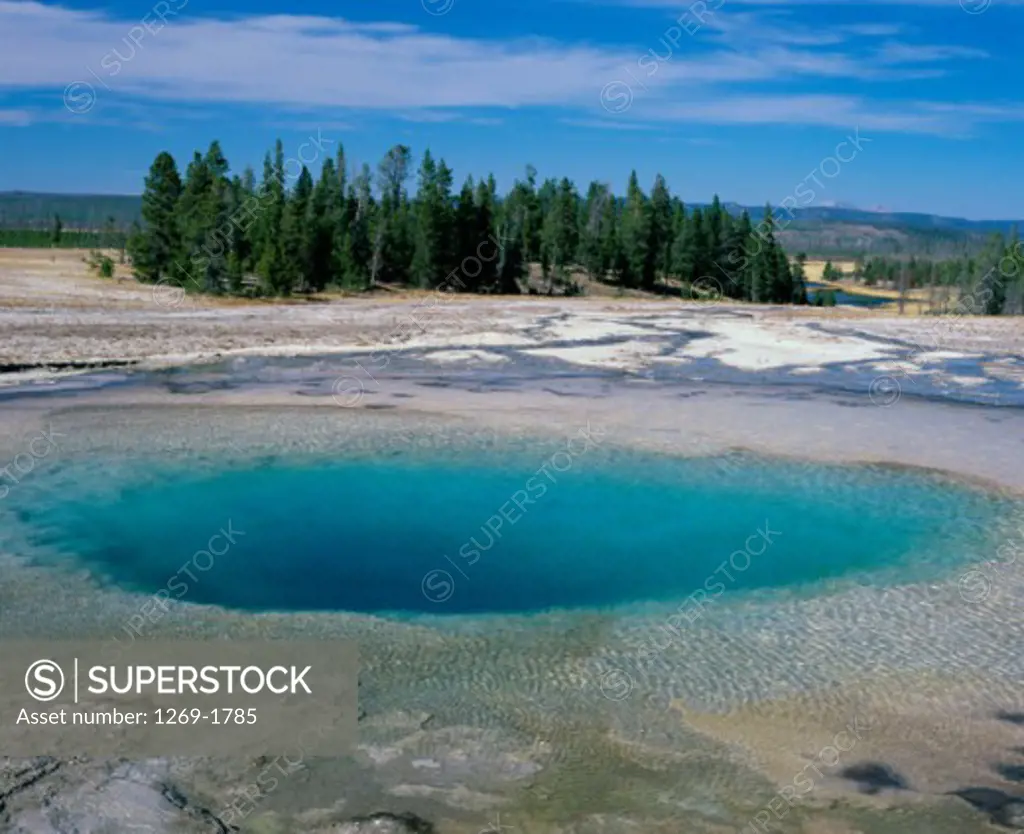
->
8, 443, 1015, 618
4, 405, 1024, 832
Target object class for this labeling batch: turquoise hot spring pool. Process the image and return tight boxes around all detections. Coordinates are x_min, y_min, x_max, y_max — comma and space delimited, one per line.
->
7, 445, 1018, 618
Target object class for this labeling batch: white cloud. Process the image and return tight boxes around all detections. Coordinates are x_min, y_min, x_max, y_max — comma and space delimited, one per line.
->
636, 94, 954, 132
0, 1, 1020, 137
873, 42, 988, 63
0, 1, 629, 109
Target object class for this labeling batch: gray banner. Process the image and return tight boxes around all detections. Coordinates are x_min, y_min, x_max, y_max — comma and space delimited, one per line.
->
0, 641, 358, 757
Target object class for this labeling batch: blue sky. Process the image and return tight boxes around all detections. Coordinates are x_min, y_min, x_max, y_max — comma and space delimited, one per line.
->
0, 0, 1021, 218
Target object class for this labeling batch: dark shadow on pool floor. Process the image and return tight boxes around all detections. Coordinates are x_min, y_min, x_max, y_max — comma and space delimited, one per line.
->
840, 762, 910, 795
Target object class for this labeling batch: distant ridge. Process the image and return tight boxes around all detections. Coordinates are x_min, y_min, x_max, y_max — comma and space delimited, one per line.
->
715, 201, 1022, 233
0, 191, 142, 230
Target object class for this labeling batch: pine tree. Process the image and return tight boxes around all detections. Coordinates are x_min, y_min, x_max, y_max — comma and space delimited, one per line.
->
579, 181, 611, 282
344, 164, 375, 290
256, 142, 287, 295
668, 202, 689, 282
522, 165, 543, 263
559, 179, 580, 272
706, 195, 726, 279
308, 158, 338, 291
977, 232, 1007, 315
223, 174, 248, 293
329, 146, 351, 287
412, 151, 440, 287
686, 206, 712, 288
196, 140, 231, 293
602, 191, 622, 283
495, 189, 526, 293
375, 145, 413, 286
280, 165, 314, 293
1004, 226, 1024, 314
618, 170, 650, 289
721, 210, 752, 299
474, 176, 499, 291
791, 253, 809, 305
454, 176, 479, 291
176, 149, 211, 290
772, 243, 794, 304
647, 175, 673, 287
540, 178, 579, 291
537, 178, 557, 286
749, 206, 776, 304
128, 151, 182, 285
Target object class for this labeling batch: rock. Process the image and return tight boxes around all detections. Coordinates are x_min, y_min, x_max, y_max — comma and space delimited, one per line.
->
335, 811, 435, 834
996, 799, 1024, 828
996, 762, 1024, 783
950, 787, 1024, 829
839, 762, 909, 794
0, 759, 234, 834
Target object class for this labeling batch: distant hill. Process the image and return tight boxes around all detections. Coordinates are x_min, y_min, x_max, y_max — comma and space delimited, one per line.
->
1, 191, 1019, 258
776, 220, 982, 260
730, 203, 1023, 233
717, 203, 1021, 258
0, 191, 141, 230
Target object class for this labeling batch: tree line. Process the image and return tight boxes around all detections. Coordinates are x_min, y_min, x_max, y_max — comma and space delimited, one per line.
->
852, 245, 1024, 315
26, 137, 1021, 316
126, 140, 808, 304
0, 218, 125, 251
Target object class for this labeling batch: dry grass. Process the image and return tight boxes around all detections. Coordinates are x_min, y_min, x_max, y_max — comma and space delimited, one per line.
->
801, 259, 860, 282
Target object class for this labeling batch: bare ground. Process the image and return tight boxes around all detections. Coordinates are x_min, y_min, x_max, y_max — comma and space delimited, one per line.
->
1, 249, 1022, 381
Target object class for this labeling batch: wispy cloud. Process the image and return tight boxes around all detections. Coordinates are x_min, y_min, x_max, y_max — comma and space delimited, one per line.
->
263, 118, 356, 132
637, 94, 947, 132
625, 94, 1024, 136
873, 42, 988, 63
561, 117, 668, 130
0, 0, 1020, 138
0, 1, 628, 109
587, 0, 1012, 133
0, 108, 32, 126
396, 110, 504, 126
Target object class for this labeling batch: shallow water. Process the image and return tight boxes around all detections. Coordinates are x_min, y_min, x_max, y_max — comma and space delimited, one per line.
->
11, 445, 1016, 618
805, 282, 892, 308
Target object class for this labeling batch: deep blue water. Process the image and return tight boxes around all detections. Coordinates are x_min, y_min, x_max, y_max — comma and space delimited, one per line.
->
13, 452, 1011, 616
